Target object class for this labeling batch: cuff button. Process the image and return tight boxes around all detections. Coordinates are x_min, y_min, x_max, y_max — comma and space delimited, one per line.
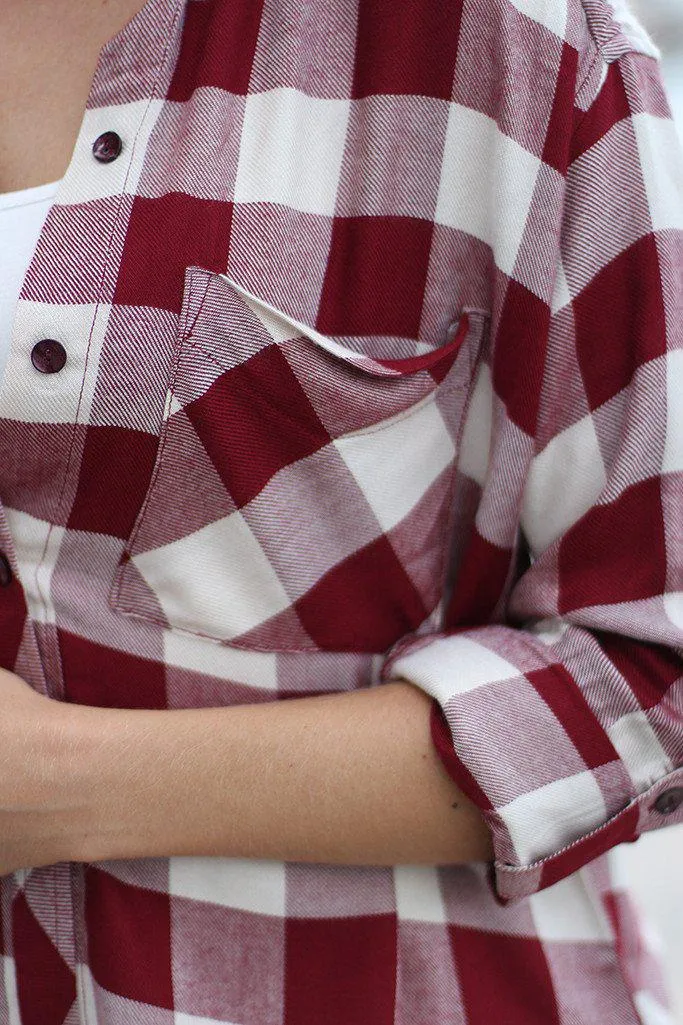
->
653, 788, 683, 816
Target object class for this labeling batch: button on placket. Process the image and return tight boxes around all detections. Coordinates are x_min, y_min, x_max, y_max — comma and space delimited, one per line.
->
25, 129, 122, 390
31, 339, 67, 375
92, 130, 123, 163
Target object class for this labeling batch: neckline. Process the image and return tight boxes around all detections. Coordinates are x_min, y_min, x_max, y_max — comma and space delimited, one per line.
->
0, 179, 61, 213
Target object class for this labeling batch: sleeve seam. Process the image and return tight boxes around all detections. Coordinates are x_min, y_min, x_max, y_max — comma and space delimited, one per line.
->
574, 3, 662, 129
574, 40, 607, 121
580, 0, 661, 66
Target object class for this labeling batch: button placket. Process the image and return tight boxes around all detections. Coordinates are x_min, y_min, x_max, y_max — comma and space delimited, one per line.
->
0, 6, 186, 1009
21, 122, 126, 396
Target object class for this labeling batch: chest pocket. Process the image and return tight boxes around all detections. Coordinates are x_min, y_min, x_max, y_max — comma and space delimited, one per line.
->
111, 268, 488, 653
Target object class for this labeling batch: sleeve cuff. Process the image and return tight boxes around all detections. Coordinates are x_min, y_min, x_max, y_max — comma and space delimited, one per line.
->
383, 630, 683, 902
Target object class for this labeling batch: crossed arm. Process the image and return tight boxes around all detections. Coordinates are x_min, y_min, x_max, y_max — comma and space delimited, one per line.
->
0, 668, 492, 877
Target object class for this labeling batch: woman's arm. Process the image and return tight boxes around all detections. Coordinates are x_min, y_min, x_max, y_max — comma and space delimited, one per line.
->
0, 669, 492, 875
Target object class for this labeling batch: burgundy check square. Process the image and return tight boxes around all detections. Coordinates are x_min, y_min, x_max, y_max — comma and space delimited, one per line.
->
574, 234, 667, 410
293, 534, 429, 652
448, 925, 561, 1024
59, 629, 167, 708
184, 344, 332, 508
67, 425, 159, 539
167, 0, 265, 99
352, 0, 464, 100
12, 891, 76, 1025
317, 216, 434, 338
85, 868, 174, 1011
558, 476, 667, 611
284, 915, 397, 1025
115, 194, 234, 313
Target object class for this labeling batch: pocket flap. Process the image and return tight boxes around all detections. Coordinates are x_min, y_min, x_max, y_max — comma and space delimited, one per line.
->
190, 273, 471, 379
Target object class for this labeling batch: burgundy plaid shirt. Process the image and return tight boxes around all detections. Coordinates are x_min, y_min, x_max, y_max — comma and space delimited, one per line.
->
1, 0, 682, 1022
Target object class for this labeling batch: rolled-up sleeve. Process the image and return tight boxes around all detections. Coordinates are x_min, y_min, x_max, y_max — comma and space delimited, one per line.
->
383, 46, 683, 902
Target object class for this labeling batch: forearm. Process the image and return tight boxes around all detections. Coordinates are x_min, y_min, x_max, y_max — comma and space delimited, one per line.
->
56, 682, 493, 867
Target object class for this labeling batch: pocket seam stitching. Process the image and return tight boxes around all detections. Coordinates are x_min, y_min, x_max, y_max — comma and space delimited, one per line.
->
110, 268, 212, 610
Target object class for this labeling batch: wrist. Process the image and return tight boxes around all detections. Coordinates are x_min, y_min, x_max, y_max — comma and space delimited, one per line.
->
7, 695, 103, 869
47, 701, 159, 864
38, 700, 103, 864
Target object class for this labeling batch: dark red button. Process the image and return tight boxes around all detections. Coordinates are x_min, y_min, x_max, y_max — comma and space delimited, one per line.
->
0, 554, 12, 588
653, 788, 683, 816
92, 131, 123, 163
31, 339, 67, 374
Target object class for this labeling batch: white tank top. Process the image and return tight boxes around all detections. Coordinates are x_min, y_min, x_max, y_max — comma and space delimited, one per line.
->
0, 179, 61, 381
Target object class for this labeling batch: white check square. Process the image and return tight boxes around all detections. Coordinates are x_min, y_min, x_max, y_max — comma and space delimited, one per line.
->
507, 0, 567, 37
334, 396, 455, 534
388, 635, 521, 703
58, 99, 165, 205
436, 105, 541, 276
522, 413, 607, 556
529, 874, 612, 941
2, 301, 110, 426
607, 710, 673, 792
234, 88, 350, 216
394, 866, 447, 924
633, 113, 683, 234
4, 509, 65, 627
459, 365, 493, 487
502, 771, 607, 865
663, 350, 683, 473
132, 511, 291, 640
170, 857, 286, 916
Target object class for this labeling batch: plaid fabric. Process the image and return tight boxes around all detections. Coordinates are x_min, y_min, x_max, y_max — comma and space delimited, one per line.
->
0, 0, 681, 1022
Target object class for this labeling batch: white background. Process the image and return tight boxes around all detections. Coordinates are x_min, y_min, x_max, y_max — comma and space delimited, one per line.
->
622, 3, 683, 1021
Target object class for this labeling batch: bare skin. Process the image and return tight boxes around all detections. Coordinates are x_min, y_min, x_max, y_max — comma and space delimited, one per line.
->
0, 668, 493, 875
0, 0, 149, 191
0, 1, 494, 875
